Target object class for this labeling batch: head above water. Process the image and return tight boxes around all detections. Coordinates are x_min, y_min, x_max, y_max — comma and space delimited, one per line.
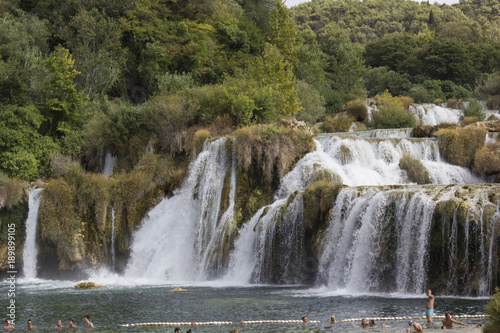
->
408, 320, 414, 326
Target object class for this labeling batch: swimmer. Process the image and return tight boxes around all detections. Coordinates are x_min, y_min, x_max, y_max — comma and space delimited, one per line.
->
381, 322, 386, 328
26, 319, 36, 329
174, 328, 181, 333
302, 316, 309, 324
369, 319, 376, 327
3, 319, 15, 329
359, 318, 368, 327
69, 319, 78, 328
426, 289, 435, 323
331, 315, 338, 323
84, 315, 94, 328
408, 320, 423, 333
55, 319, 64, 328
476, 322, 482, 328
441, 313, 468, 329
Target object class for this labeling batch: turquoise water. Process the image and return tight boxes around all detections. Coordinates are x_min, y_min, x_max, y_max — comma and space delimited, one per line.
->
2, 280, 488, 332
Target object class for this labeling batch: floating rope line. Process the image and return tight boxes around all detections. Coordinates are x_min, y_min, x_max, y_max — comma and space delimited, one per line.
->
117, 315, 488, 327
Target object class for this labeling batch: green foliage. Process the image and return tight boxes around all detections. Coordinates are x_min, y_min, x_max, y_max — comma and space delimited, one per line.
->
320, 115, 353, 133
0, 104, 59, 180
363, 67, 412, 97
345, 99, 368, 122
372, 104, 417, 129
399, 154, 431, 184
294, 80, 326, 123
484, 288, 500, 333
62, 9, 126, 96
157, 71, 196, 94
43, 46, 85, 136
462, 100, 486, 121
266, 1, 297, 64
435, 127, 487, 168
408, 85, 432, 103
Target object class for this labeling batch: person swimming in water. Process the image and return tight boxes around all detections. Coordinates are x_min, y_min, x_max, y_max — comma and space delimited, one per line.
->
407, 320, 423, 333
84, 315, 94, 328
3, 319, 15, 329
441, 313, 469, 329
26, 319, 36, 329
359, 318, 368, 327
55, 319, 64, 328
69, 319, 78, 328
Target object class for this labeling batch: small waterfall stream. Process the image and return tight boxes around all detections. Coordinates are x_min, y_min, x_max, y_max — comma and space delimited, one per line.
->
110, 206, 116, 270
22, 188, 43, 280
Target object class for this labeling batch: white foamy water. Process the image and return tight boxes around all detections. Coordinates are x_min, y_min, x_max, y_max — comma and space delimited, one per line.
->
102, 153, 116, 176
409, 104, 462, 125
124, 139, 233, 283
21, 188, 43, 280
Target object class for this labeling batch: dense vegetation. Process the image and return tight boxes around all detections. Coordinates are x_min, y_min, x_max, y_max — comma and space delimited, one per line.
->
0, 0, 499, 180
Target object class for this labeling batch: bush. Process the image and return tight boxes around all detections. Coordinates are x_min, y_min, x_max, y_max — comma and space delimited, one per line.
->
447, 98, 462, 109
408, 85, 432, 103
398, 96, 414, 110
234, 124, 315, 183
435, 127, 487, 168
473, 142, 500, 175
374, 90, 404, 108
157, 71, 195, 94
0, 173, 24, 210
484, 288, 500, 333
320, 115, 354, 133
345, 99, 368, 121
372, 104, 417, 129
462, 99, 486, 121
193, 129, 211, 156
460, 116, 480, 126
399, 154, 431, 184
486, 95, 500, 110
294, 80, 326, 123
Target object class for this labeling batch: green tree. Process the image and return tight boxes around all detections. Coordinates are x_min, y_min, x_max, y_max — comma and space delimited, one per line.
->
43, 46, 85, 137
250, 44, 301, 122
62, 9, 126, 96
0, 104, 59, 179
266, 1, 297, 64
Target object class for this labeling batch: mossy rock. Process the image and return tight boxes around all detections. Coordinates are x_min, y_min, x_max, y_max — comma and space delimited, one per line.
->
170, 287, 187, 291
74, 282, 102, 289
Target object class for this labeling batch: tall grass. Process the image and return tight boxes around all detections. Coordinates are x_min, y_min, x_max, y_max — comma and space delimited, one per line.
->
399, 154, 431, 184
436, 127, 487, 168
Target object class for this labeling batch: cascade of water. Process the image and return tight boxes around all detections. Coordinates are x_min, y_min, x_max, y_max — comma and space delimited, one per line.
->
328, 128, 413, 138
315, 185, 499, 295
22, 188, 43, 279
110, 206, 116, 270
409, 104, 462, 125
102, 153, 116, 176
124, 138, 231, 282
276, 136, 482, 195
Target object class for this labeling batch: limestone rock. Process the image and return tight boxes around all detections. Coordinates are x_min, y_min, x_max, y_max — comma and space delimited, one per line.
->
74, 282, 102, 289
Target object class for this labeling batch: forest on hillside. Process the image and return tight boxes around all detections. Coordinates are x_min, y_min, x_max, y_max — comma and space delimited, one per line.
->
0, 0, 499, 183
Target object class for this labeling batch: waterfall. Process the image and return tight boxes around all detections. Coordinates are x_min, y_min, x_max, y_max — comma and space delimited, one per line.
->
315, 185, 499, 295
22, 188, 43, 280
330, 128, 413, 138
409, 104, 462, 125
110, 206, 116, 270
102, 153, 116, 176
124, 138, 234, 282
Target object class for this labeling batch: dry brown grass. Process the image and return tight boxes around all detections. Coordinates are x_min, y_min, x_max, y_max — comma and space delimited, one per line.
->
460, 116, 480, 126
0, 173, 24, 210
234, 124, 315, 183
345, 99, 368, 122
436, 127, 487, 168
474, 142, 500, 175
398, 96, 414, 110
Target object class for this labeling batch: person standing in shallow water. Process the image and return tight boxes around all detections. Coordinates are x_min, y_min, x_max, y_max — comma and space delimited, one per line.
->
84, 315, 94, 328
426, 289, 435, 323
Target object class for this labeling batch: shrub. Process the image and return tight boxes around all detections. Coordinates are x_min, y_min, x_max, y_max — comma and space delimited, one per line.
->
408, 85, 432, 103
435, 127, 487, 168
433, 98, 444, 105
294, 81, 326, 124
473, 142, 500, 175
399, 154, 431, 184
156, 71, 195, 94
234, 124, 315, 183
398, 96, 414, 110
0, 173, 24, 210
486, 95, 500, 110
447, 98, 462, 109
372, 104, 417, 129
462, 99, 486, 121
320, 115, 353, 133
374, 90, 404, 109
193, 129, 211, 156
484, 288, 500, 333
460, 116, 480, 126
345, 99, 368, 121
